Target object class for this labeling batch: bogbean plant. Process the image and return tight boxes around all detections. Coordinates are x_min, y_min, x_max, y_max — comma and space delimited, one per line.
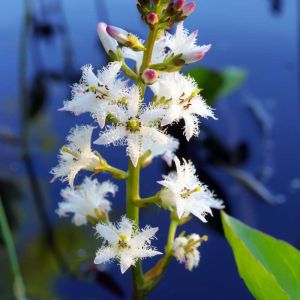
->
51, 0, 224, 299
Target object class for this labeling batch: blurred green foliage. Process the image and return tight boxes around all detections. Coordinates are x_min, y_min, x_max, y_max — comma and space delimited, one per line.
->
186, 67, 246, 105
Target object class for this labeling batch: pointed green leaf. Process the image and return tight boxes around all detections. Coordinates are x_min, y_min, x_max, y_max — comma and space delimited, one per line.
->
221, 212, 300, 300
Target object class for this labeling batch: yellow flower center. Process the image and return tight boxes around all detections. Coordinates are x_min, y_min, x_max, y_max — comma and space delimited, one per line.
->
126, 118, 141, 132
118, 234, 128, 248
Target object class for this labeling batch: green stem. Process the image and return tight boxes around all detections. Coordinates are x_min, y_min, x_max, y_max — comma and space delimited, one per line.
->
0, 198, 26, 300
133, 194, 160, 208
140, 27, 158, 74
105, 165, 128, 180
126, 161, 145, 299
122, 62, 139, 81
126, 161, 140, 222
165, 215, 178, 252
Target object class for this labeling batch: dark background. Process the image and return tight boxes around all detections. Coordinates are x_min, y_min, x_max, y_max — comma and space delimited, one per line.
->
0, 0, 299, 299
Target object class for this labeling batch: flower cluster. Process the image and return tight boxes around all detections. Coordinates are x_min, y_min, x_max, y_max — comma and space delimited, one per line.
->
51, 1, 223, 296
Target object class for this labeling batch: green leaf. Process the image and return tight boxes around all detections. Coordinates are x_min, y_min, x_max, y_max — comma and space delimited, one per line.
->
186, 67, 246, 105
221, 212, 300, 300
218, 67, 246, 97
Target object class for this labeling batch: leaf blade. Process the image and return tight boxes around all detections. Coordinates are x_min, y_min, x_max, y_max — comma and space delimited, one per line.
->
221, 212, 300, 300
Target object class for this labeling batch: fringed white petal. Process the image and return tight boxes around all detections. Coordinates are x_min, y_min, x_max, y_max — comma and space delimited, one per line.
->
131, 227, 159, 246
127, 134, 140, 167
94, 247, 116, 264
96, 223, 119, 245
183, 114, 198, 141
120, 253, 135, 274
94, 126, 126, 145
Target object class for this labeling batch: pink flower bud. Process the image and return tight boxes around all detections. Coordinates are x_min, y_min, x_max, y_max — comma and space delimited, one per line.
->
106, 25, 130, 45
142, 69, 159, 85
97, 22, 118, 54
106, 24, 146, 51
173, 0, 186, 10
147, 12, 159, 25
182, 2, 196, 17
182, 44, 211, 64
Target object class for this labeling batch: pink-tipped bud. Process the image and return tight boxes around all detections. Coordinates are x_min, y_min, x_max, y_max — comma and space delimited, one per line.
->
107, 24, 145, 51
182, 2, 196, 17
182, 44, 211, 64
97, 22, 118, 54
106, 25, 129, 45
147, 12, 159, 25
173, 0, 186, 10
142, 69, 159, 85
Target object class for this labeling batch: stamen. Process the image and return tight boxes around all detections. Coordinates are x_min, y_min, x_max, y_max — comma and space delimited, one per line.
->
185, 235, 208, 252
61, 146, 79, 159
85, 85, 109, 98
181, 186, 201, 198
179, 89, 199, 107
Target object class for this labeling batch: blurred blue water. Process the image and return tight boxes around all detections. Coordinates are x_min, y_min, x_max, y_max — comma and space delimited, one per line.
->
0, 0, 299, 299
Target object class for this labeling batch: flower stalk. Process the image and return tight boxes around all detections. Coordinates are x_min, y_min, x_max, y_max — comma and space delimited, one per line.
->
51, 0, 223, 299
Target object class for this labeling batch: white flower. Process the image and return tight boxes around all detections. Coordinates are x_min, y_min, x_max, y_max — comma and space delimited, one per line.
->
151, 72, 216, 140
60, 62, 128, 128
57, 177, 117, 226
173, 234, 203, 271
158, 157, 224, 222
166, 22, 211, 64
97, 22, 118, 55
94, 86, 169, 167
94, 216, 161, 273
50, 125, 100, 186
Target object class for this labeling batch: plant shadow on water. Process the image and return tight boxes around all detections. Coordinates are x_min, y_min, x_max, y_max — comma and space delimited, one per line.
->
0, 0, 299, 299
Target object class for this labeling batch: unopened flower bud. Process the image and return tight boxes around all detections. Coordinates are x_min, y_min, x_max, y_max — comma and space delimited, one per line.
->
97, 22, 118, 55
107, 25, 146, 51
181, 44, 211, 64
106, 25, 130, 44
147, 12, 159, 25
173, 0, 186, 10
142, 69, 159, 85
182, 2, 196, 17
